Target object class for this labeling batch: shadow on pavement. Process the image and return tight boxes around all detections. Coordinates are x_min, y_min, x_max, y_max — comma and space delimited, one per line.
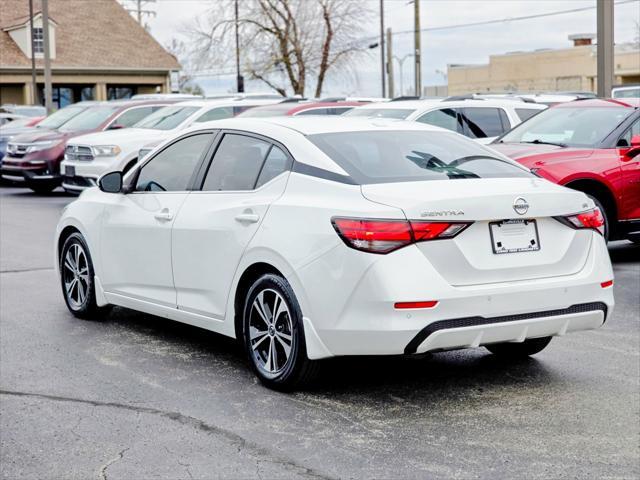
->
608, 240, 640, 264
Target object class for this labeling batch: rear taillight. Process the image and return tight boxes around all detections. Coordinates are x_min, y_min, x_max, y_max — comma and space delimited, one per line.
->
331, 217, 471, 254
559, 208, 605, 235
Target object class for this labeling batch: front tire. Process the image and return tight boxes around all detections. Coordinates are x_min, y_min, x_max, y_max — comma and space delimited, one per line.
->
485, 336, 552, 358
59, 232, 110, 320
242, 274, 319, 390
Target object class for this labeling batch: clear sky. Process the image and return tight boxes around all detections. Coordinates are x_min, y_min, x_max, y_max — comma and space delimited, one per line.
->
139, 0, 640, 96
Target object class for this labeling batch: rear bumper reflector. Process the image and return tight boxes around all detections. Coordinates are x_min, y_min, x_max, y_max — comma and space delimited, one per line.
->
394, 301, 438, 310
600, 280, 614, 288
403, 302, 608, 354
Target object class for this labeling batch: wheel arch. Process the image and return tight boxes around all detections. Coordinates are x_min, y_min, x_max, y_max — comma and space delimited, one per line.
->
563, 177, 619, 237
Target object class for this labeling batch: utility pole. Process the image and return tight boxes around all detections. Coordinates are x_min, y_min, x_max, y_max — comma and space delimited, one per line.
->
414, 0, 421, 97
235, 0, 244, 92
28, 0, 37, 104
41, 0, 53, 113
379, 0, 386, 98
386, 28, 394, 99
597, 0, 614, 97
123, 0, 156, 28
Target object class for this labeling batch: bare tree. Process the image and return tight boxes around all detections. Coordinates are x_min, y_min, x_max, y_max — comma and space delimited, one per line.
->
186, 0, 370, 97
166, 38, 204, 95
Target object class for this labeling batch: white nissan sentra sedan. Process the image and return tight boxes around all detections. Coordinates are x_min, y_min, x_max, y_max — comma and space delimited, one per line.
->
55, 117, 614, 390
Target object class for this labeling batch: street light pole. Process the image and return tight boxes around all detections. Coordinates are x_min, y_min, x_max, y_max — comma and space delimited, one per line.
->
28, 0, 37, 104
41, 0, 53, 113
394, 54, 414, 96
235, 0, 244, 93
379, 0, 386, 98
597, 0, 614, 97
414, 0, 421, 97
386, 28, 394, 99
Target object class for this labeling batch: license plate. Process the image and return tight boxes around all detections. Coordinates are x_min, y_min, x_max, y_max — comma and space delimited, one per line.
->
489, 219, 540, 254
64, 165, 75, 177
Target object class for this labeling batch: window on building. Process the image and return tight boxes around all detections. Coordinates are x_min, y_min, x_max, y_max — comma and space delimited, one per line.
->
32, 27, 44, 54
107, 87, 136, 100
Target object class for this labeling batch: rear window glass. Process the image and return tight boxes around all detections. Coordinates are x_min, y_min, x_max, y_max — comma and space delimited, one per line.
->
134, 106, 199, 130
309, 131, 532, 184
58, 106, 120, 132
344, 108, 415, 119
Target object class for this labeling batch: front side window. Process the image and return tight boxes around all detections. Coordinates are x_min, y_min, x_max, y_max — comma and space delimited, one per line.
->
459, 108, 507, 138
202, 134, 271, 191
416, 108, 459, 132
309, 130, 532, 184
58, 106, 120, 132
344, 108, 415, 120
135, 134, 212, 192
111, 106, 157, 128
500, 106, 634, 147
133, 106, 199, 130
618, 118, 640, 146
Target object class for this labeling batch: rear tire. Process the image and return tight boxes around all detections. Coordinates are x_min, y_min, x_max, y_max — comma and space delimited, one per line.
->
485, 336, 552, 358
242, 274, 319, 390
59, 232, 110, 320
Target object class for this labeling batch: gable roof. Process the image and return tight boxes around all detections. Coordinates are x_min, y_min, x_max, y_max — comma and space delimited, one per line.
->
2, 11, 59, 31
0, 0, 179, 71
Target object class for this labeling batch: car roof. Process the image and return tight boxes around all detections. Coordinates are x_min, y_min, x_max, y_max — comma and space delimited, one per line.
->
194, 115, 444, 136
552, 98, 640, 108
351, 98, 546, 111
172, 98, 283, 108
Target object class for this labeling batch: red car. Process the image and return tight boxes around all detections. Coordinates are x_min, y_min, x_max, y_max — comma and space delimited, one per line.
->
1, 99, 180, 193
237, 101, 365, 118
491, 98, 640, 243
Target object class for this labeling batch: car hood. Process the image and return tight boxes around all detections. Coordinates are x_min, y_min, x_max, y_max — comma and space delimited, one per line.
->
0, 125, 44, 139
9, 129, 69, 144
69, 128, 166, 146
490, 142, 594, 168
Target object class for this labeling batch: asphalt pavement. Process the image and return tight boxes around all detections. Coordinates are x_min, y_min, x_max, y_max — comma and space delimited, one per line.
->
1, 185, 638, 479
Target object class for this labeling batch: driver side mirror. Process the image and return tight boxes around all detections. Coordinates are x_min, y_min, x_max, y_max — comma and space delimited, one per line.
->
98, 171, 123, 193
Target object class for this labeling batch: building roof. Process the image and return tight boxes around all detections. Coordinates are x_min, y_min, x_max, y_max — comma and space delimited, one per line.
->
0, 0, 179, 71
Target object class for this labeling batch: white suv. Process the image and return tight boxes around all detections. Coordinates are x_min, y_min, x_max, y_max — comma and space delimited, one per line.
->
345, 98, 546, 144
61, 98, 281, 193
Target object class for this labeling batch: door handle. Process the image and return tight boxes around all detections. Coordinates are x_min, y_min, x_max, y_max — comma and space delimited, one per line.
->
235, 213, 260, 224
154, 208, 173, 221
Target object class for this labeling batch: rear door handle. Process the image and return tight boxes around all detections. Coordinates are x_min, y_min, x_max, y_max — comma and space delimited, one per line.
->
154, 208, 173, 221
235, 213, 260, 224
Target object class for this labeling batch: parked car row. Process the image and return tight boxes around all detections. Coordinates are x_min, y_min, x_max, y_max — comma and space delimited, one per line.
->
2, 93, 639, 245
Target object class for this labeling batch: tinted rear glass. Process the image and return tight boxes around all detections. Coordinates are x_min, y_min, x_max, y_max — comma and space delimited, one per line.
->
58, 106, 120, 132
309, 131, 532, 184
344, 108, 415, 119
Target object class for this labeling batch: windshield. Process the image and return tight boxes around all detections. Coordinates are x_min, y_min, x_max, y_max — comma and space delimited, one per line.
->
36, 105, 86, 129
133, 106, 199, 130
499, 106, 633, 147
309, 131, 532, 184
612, 87, 640, 99
344, 108, 415, 119
58, 106, 120, 132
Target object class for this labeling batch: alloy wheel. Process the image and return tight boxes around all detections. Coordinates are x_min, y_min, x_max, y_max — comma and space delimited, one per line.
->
63, 243, 89, 309
248, 288, 294, 375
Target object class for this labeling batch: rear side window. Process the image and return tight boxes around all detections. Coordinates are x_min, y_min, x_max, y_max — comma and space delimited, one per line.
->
460, 108, 508, 138
111, 106, 157, 128
295, 108, 328, 116
202, 134, 271, 191
255, 146, 291, 188
516, 108, 542, 122
195, 107, 235, 123
135, 133, 212, 192
308, 130, 532, 184
416, 108, 459, 132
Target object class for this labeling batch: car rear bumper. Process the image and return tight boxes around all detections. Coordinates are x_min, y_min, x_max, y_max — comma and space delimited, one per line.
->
298, 231, 614, 358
